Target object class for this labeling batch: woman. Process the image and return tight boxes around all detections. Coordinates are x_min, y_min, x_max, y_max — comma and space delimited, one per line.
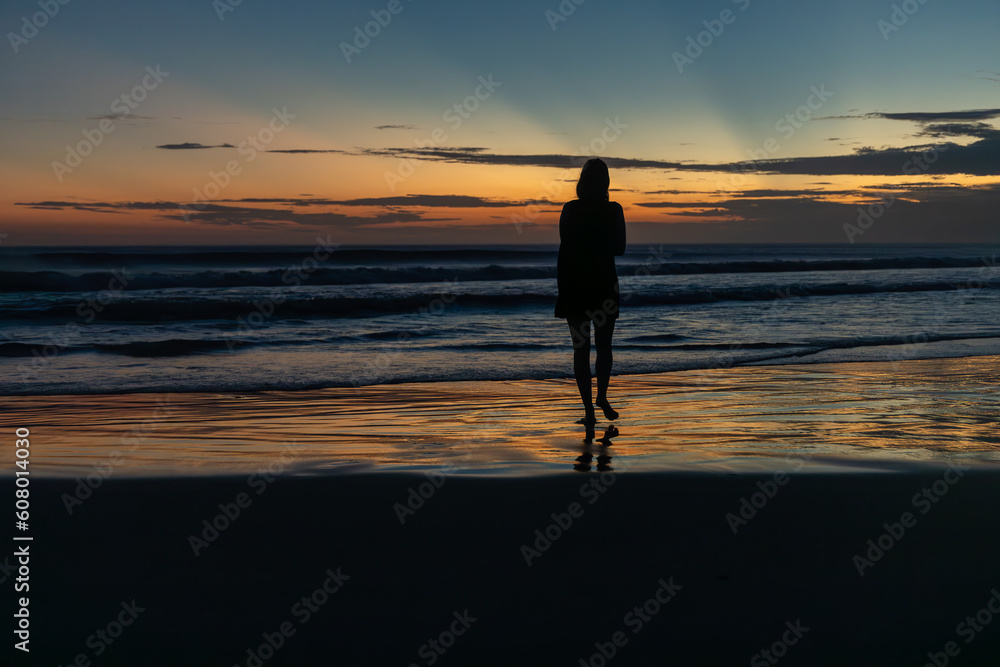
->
554, 157, 627, 425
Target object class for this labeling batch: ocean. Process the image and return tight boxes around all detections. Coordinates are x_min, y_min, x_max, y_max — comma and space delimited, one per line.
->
2, 243, 999, 396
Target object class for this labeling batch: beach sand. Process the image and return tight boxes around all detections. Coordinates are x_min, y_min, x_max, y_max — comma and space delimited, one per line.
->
4, 356, 1000, 664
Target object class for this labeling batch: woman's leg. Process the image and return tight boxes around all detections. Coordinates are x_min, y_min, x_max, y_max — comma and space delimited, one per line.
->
594, 316, 618, 420
567, 316, 594, 419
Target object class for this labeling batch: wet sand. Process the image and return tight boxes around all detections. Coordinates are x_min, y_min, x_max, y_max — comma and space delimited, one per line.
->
4, 355, 1000, 477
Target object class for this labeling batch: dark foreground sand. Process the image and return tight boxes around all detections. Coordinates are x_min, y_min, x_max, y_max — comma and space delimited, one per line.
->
7, 469, 1000, 666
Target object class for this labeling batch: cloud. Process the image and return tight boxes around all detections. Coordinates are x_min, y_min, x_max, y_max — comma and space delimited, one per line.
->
875, 109, 1000, 122
360, 147, 692, 171
14, 199, 462, 231
15, 200, 126, 214
266, 149, 346, 154
360, 137, 1000, 176
917, 122, 1000, 140
627, 183, 1000, 243
165, 204, 430, 228
87, 114, 155, 121
636, 201, 717, 209
821, 108, 1000, 122
732, 188, 856, 198
287, 194, 534, 208
0, 117, 64, 123
141, 194, 538, 208
734, 139, 999, 176
156, 142, 235, 150
975, 72, 1000, 87
374, 124, 419, 130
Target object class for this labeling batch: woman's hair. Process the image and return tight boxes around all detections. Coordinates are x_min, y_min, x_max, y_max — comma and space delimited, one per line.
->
576, 158, 610, 201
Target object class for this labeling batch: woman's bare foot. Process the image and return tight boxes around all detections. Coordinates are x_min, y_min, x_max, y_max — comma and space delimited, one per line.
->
595, 398, 619, 421
576, 408, 597, 425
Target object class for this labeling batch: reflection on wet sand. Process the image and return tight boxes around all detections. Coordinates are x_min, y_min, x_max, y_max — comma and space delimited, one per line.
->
574, 424, 618, 472
4, 356, 999, 476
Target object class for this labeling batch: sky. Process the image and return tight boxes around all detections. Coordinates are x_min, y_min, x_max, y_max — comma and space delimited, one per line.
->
1, 0, 999, 246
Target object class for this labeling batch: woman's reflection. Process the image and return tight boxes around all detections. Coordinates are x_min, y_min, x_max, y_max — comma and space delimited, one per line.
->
574, 424, 619, 472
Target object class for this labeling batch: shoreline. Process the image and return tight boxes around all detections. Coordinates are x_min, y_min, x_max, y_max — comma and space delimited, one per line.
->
4, 354, 998, 478
4, 336, 1000, 398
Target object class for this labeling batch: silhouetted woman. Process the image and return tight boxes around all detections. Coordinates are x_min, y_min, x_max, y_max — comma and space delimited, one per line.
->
554, 158, 626, 425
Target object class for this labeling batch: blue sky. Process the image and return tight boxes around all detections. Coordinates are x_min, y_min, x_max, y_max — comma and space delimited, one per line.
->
2, 0, 999, 244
